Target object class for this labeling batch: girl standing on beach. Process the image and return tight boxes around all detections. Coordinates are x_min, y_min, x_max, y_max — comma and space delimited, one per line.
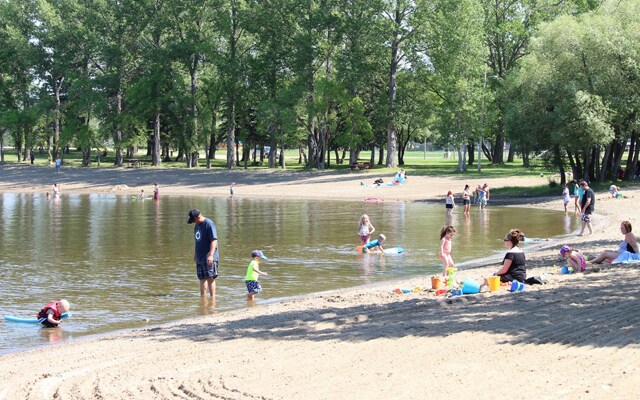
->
357, 214, 376, 245
445, 191, 455, 216
462, 185, 471, 214
439, 226, 456, 276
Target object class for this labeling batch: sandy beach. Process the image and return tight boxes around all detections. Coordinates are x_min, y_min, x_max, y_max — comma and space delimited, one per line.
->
1, 165, 639, 399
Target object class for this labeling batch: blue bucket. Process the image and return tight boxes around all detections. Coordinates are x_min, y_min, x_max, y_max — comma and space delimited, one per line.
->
509, 281, 525, 292
462, 279, 480, 294
560, 266, 574, 274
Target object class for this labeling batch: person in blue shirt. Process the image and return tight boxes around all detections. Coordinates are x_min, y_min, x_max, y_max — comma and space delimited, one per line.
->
187, 209, 219, 297
362, 234, 386, 253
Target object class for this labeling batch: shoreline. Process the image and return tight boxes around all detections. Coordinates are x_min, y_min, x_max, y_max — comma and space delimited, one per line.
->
0, 164, 553, 203
1, 167, 639, 399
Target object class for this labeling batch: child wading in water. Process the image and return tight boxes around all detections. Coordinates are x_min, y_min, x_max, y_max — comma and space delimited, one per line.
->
362, 234, 386, 253
560, 245, 587, 272
445, 191, 455, 216
37, 299, 70, 328
562, 183, 571, 213
357, 214, 376, 245
245, 250, 269, 300
439, 226, 456, 276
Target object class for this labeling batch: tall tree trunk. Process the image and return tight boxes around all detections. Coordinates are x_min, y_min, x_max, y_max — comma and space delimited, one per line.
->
626, 129, 639, 181
53, 77, 63, 161
0, 131, 4, 163
189, 56, 199, 168
226, 0, 238, 169
207, 109, 217, 169
280, 143, 286, 169
386, 26, 399, 168
492, 117, 505, 163
152, 110, 161, 166
467, 140, 475, 165
114, 88, 123, 167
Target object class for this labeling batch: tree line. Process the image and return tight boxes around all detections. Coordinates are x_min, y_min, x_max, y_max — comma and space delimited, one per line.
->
3, 0, 637, 182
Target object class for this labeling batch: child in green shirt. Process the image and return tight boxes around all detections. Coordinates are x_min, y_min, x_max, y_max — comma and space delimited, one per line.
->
245, 250, 269, 300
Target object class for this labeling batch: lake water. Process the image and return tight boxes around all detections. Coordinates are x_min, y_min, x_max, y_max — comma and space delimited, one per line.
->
0, 193, 576, 353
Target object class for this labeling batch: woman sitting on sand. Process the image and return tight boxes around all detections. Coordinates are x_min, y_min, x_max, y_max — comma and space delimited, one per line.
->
589, 221, 639, 264
492, 229, 526, 283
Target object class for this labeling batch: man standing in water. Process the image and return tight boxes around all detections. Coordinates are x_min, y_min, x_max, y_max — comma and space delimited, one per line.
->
578, 181, 595, 236
187, 209, 219, 297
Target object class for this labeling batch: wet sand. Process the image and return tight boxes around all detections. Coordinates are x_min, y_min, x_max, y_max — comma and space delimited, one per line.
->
0, 165, 639, 399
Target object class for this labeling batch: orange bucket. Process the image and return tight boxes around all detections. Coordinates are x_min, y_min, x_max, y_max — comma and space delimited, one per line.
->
431, 276, 443, 290
487, 276, 501, 292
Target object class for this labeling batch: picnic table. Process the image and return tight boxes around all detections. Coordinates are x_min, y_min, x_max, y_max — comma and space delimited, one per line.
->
349, 161, 372, 170
124, 158, 147, 168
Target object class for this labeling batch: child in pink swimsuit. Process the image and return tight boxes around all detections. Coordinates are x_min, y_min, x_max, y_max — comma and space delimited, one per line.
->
439, 226, 456, 276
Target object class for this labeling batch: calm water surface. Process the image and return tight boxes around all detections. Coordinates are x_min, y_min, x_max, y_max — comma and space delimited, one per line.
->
0, 193, 577, 353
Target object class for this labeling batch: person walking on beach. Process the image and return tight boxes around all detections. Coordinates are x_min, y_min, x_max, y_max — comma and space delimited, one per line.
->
357, 214, 376, 245
462, 185, 471, 214
188, 209, 219, 298
578, 181, 595, 236
55, 157, 62, 173
438, 226, 456, 276
245, 250, 269, 300
445, 191, 455, 216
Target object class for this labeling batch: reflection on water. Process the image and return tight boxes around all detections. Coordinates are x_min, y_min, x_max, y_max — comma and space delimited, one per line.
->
0, 193, 577, 353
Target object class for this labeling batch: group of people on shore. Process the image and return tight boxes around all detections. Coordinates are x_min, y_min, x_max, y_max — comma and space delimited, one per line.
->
561, 179, 595, 235
437, 217, 638, 294
446, 183, 491, 215
437, 225, 526, 286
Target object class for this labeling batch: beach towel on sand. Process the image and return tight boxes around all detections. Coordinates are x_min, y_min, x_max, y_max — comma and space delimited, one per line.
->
611, 251, 640, 264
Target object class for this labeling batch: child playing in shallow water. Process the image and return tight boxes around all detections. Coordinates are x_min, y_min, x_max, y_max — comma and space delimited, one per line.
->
245, 250, 269, 300
362, 234, 385, 253
439, 226, 456, 276
37, 299, 70, 328
445, 191, 455, 216
357, 214, 376, 245
560, 244, 587, 272
562, 183, 571, 213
